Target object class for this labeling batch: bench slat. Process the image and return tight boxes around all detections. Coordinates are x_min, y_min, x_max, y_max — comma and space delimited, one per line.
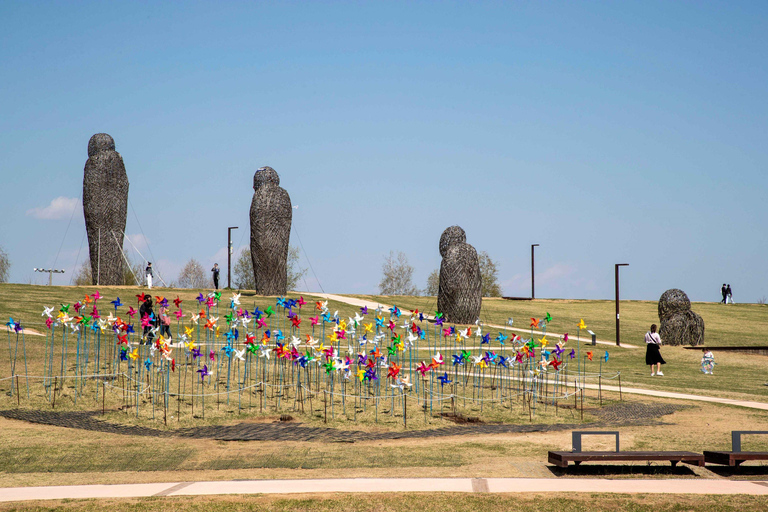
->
703, 451, 768, 466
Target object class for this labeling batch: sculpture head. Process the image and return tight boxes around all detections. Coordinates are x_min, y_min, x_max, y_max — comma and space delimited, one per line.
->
87, 133, 116, 157
658, 288, 691, 320
253, 166, 280, 191
439, 225, 467, 258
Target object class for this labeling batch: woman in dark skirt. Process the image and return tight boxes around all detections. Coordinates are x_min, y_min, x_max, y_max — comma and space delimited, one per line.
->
645, 324, 665, 376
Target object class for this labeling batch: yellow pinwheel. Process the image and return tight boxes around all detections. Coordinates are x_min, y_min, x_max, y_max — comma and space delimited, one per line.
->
363, 322, 373, 334
184, 326, 194, 337
539, 336, 548, 348
577, 319, 587, 330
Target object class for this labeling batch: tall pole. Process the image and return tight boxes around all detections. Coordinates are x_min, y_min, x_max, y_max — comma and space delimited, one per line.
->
615, 263, 629, 346
227, 226, 238, 289
531, 244, 539, 299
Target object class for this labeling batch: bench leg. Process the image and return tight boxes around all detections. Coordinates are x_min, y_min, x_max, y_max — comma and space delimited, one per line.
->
670, 460, 678, 467
574, 461, 581, 466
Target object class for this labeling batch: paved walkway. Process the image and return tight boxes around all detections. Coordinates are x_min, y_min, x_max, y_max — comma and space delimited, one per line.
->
3, 477, 768, 502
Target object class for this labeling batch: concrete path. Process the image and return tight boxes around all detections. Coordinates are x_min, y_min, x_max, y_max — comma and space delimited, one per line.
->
3, 477, 768, 502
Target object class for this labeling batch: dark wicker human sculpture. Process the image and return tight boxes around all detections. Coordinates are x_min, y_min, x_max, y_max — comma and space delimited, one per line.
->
250, 166, 292, 295
82, 133, 129, 285
437, 226, 482, 324
658, 288, 705, 346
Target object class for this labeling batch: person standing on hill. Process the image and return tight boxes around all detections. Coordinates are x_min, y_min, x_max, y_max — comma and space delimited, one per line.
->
721, 284, 727, 304
145, 262, 153, 290
645, 324, 665, 377
726, 284, 733, 304
212, 263, 220, 290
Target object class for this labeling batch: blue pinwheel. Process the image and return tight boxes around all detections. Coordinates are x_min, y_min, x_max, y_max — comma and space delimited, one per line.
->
437, 372, 452, 387
111, 297, 123, 310
144, 358, 152, 371
604, 351, 609, 362
252, 306, 263, 319
452, 354, 464, 366
481, 333, 490, 344
497, 356, 509, 368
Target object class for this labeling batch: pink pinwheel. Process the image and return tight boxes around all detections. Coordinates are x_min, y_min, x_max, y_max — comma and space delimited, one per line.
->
91, 291, 101, 301
416, 361, 430, 376
174, 310, 185, 320
297, 296, 306, 308
141, 315, 151, 328
127, 307, 137, 318
45, 317, 53, 329
442, 328, 451, 337
310, 316, 319, 326
206, 297, 215, 308
209, 350, 216, 361
256, 318, 266, 328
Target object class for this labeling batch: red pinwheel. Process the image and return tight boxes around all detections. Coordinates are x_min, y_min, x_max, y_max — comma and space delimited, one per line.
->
291, 316, 301, 328
173, 296, 182, 308
530, 318, 540, 328
387, 363, 401, 379
136, 292, 146, 303
551, 359, 562, 371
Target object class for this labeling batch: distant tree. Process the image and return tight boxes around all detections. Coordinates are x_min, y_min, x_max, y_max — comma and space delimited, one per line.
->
177, 258, 210, 289
233, 250, 255, 290
478, 251, 502, 297
73, 257, 144, 286
233, 247, 307, 291
0, 245, 10, 283
425, 269, 439, 296
379, 251, 419, 296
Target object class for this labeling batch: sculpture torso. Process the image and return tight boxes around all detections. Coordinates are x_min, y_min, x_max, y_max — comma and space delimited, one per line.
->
82, 133, 129, 285
250, 167, 292, 295
437, 226, 482, 324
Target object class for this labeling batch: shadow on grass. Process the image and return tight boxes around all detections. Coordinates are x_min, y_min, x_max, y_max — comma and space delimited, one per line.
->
707, 466, 768, 477
547, 464, 699, 477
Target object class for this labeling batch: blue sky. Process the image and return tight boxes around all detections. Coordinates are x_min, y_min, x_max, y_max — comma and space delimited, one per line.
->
1, 1, 766, 301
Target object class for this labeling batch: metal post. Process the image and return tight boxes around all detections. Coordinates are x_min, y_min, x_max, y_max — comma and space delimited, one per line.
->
97, 228, 101, 286
531, 244, 539, 299
615, 263, 629, 347
227, 226, 238, 289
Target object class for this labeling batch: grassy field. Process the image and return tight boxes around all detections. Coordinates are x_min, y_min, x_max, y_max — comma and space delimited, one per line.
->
1, 394, 767, 489
0, 284, 767, 429
3, 493, 768, 512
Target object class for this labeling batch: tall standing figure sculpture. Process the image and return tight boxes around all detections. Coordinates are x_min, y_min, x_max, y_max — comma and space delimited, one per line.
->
437, 226, 482, 324
658, 288, 705, 346
83, 133, 129, 285
250, 166, 292, 295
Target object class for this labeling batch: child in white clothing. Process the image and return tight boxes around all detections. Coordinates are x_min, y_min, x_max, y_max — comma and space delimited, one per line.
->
701, 348, 715, 375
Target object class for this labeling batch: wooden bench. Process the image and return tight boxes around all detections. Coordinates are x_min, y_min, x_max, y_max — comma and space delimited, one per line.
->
703, 431, 768, 466
548, 431, 705, 468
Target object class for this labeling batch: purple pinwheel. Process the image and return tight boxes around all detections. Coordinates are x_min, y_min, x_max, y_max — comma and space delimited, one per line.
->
197, 365, 211, 382
569, 349, 576, 359
360, 306, 368, 315
192, 348, 202, 359
553, 345, 564, 358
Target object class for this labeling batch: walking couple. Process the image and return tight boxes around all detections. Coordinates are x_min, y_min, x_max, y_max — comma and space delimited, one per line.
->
720, 284, 733, 304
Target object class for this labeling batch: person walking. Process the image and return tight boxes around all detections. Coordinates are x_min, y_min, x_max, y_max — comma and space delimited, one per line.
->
721, 284, 727, 304
139, 296, 155, 343
726, 284, 733, 304
645, 324, 665, 376
145, 262, 153, 290
212, 263, 220, 290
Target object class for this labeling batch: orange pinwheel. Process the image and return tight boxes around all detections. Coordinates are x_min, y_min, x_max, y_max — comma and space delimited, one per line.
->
83, 294, 93, 305
586, 351, 593, 361
371, 347, 382, 359
530, 318, 540, 328
199, 309, 207, 319
387, 363, 401, 378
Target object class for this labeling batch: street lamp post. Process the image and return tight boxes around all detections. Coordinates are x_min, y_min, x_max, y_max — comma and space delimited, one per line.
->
615, 263, 629, 346
227, 226, 238, 289
531, 244, 540, 299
